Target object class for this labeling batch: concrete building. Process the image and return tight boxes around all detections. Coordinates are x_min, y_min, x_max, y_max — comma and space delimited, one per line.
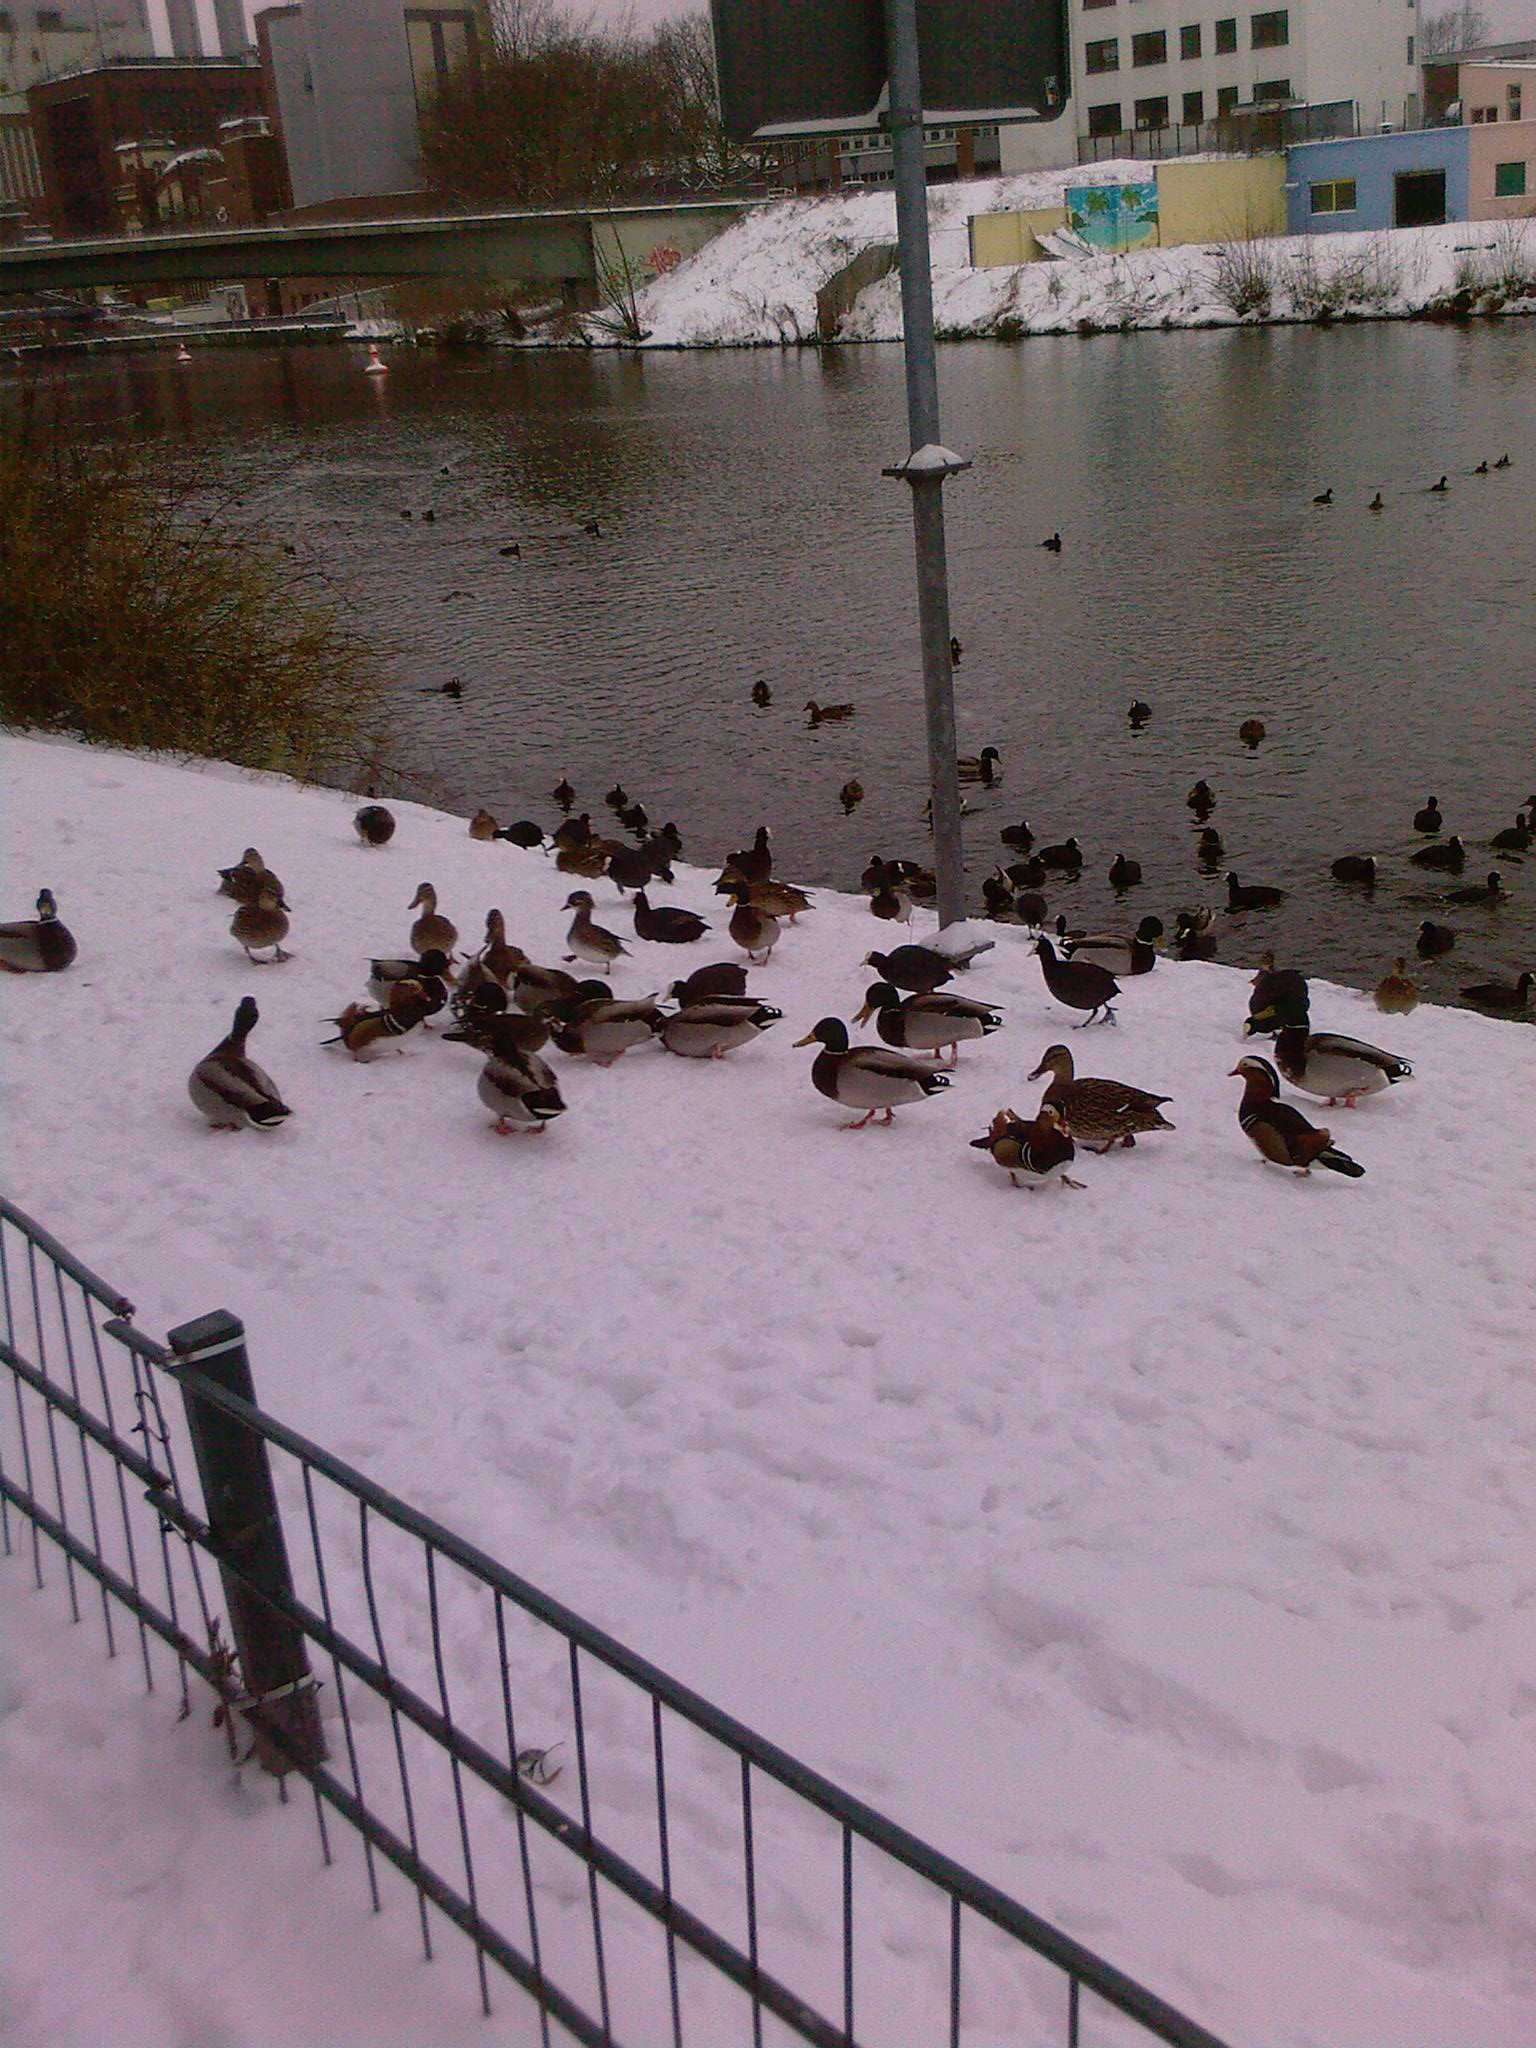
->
1004, 0, 1424, 171
1284, 124, 1466, 232
256, 0, 486, 211
1, 0, 152, 223
210, 0, 250, 57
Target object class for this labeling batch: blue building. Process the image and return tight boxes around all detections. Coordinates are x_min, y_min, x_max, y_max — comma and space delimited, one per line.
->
1285, 128, 1471, 235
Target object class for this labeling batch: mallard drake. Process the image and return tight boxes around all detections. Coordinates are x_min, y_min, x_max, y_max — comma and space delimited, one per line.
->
1331, 854, 1377, 886
751, 680, 772, 706
218, 848, 284, 904
1460, 970, 1533, 1016
450, 977, 515, 1034
1444, 870, 1504, 906
957, 747, 1003, 786
1027, 1044, 1173, 1152
853, 982, 1002, 1064
1417, 920, 1456, 958
444, 1016, 566, 1134
725, 892, 781, 963
1187, 781, 1215, 813
1060, 916, 1161, 976
1107, 853, 1142, 890
494, 819, 546, 850
188, 997, 291, 1130
669, 961, 747, 1005
1239, 719, 1266, 747
231, 882, 291, 963
549, 985, 665, 1064
368, 947, 453, 1013
563, 890, 628, 971
839, 780, 865, 814
1226, 871, 1285, 911
1274, 1027, 1411, 1106
323, 984, 433, 1059
795, 1017, 950, 1128
896, 860, 937, 903
1490, 813, 1530, 853
354, 804, 396, 847
1246, 952, 1309, 1036
469, 808, 500, 841
1429, 474, 1449, 493
551, 777, 576, 812
724, 826, 773, 885
1413, 796, 1443, 833
870, 877, 914, 923
1230, 1057, 1364, 1177
1128, 701, 1150, 727
510, 957, 581, 1014
1035, 936, 1118, 1026
662, 1000, 783, 1059
0, 889, 77, 974
1038, 836, 1083, 873
863, 944, 953, 995
633, 891, 709, 944
1474, 459, 1490, 476
999, 819, 1035, 851
969, 1103, 1082, 1188
805, 700, 855, 724
1172, 913, 1218, 961
408, 883, 457, 956
1374, 958, 1419, 1014
1410, 836, 1465, 872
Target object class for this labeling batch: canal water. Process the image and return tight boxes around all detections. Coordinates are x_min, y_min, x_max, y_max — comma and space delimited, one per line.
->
8, 324, 1534, 1004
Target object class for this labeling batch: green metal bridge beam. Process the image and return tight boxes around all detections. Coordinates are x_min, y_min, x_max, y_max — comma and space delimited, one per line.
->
0, 201, 747, 294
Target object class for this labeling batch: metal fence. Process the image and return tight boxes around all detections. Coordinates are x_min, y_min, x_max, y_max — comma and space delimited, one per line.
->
1077, 98, 1360, 166
0, 1192, 1231, 2048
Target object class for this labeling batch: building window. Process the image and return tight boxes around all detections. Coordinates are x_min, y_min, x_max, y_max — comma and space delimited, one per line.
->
1180, 23, 1201, 58
1310, 178, 1357, 213
1088, 101, 1123, 136
1134, 94, 1170, 127
1086, 37, 1120, 72
1217, 83, 1240, 112
1406, 34, 1414, 61
1132, 30, 1167, 65
1215, 17, 1237, 53
1251, 9, 1289, 48
1470, 105, 1497, 122
1494, 159, 1528, 197
1253, 78, 1292, 101
1183, 89, 1205, 123
1510, 85, 1523, 118
1082, 0, 1115, 8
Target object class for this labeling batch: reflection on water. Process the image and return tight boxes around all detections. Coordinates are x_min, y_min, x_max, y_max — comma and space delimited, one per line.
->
7, 324, 1534, 1004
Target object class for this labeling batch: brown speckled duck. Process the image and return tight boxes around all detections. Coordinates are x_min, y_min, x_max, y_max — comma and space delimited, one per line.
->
408, 883, 457, 957
1026, 1044, 1173, 1152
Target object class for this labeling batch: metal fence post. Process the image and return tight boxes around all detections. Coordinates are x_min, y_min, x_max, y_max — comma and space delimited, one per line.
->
168, 1309, 326, 1774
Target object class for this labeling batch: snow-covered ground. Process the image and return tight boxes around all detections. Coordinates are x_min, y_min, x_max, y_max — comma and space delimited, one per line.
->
543, 168, 1536, 347
4, 731, 1536, 2046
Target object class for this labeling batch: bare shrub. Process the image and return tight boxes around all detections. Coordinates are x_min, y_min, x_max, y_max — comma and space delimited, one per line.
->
1210, 236, 1276, 318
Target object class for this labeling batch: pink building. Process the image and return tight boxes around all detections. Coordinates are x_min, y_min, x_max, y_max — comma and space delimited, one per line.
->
1459, 62, 1536, 220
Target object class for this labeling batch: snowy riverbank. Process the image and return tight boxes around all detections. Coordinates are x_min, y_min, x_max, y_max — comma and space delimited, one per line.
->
535, 168, 1536, 348
4, 732, 1536, 2045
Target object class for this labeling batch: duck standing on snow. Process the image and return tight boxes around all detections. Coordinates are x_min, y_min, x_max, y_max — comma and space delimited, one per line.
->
408, 883, 458, 957
633, 891, 709, 944
563, 890, 629, 971
443, 1014, 566, 1134
1246, 952, 1310, 1036
323, 981, 435, 1058
1273, 1027, 1411, 1106
0, 889, 77, 973
1035, 936, 1119, 1026
1026, 1044, 1173, 1152
795, 1018, 950, 1129
1230, 1057, 1364, 1177
853, 981, 1003, 1064
368, 947, 453, 1017
1374, 958, 1419, 1014
969, 1104, 1083, 1189
188, 997, 291, 1130
864, 944, 955, 995
218, 848, 284, 904
723, 887, 781, 963
549, 984, 665, 1064
354, 804, 396, 847
1060, 916, 1161, 976
669, 962, 748, 1005
661, 1000, 782, 1059
231, 881, 291, 964
724, 826, 773, 886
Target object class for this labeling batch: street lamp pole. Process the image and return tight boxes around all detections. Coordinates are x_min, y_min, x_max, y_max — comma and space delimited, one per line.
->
880, 0, 969, 931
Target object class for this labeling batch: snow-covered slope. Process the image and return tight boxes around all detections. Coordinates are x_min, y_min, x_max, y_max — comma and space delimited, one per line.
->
4, 733, 1535, 2045
569, 172, 1536, 347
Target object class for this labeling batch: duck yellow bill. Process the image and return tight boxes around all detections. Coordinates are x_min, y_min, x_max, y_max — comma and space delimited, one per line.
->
793, 1030, 819, 1047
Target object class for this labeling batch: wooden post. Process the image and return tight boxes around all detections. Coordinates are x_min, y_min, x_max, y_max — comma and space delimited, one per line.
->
169, 1310, 326, 1775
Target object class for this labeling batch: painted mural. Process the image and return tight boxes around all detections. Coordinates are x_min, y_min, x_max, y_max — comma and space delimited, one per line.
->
1065, 181, 1161, 254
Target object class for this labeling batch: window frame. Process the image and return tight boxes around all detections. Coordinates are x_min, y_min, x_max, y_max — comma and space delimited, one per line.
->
1131, 28, 1168, 66
1214, 16, 1237, 53
1180, 22, 1202, 59
1494, 159, 1528, 198
1251, 9, 1289, 50
1309, 178, 1358, 215
1182, 88, 1205, 124
1087, 100, 1124, 137
1133, 93, 1170, 129
1085, 36, 1120, 73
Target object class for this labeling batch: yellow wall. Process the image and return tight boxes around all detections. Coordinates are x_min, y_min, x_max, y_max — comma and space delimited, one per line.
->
1154, 157, 1286, 246
969, 206, 1066, 267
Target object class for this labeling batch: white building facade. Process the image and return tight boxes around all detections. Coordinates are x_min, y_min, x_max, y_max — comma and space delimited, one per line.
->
1003, 0, 1421, 171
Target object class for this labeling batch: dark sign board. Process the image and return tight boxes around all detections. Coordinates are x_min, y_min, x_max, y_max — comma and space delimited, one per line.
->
709, 0, 1067, 143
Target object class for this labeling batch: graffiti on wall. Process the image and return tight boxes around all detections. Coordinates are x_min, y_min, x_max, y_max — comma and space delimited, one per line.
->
1064, 181, 1160, 254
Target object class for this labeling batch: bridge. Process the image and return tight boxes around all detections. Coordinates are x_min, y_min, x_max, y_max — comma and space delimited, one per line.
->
0, 199, 751, 297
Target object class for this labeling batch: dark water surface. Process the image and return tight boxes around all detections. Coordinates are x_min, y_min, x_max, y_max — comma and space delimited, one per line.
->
9, 326, 1534, 1004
